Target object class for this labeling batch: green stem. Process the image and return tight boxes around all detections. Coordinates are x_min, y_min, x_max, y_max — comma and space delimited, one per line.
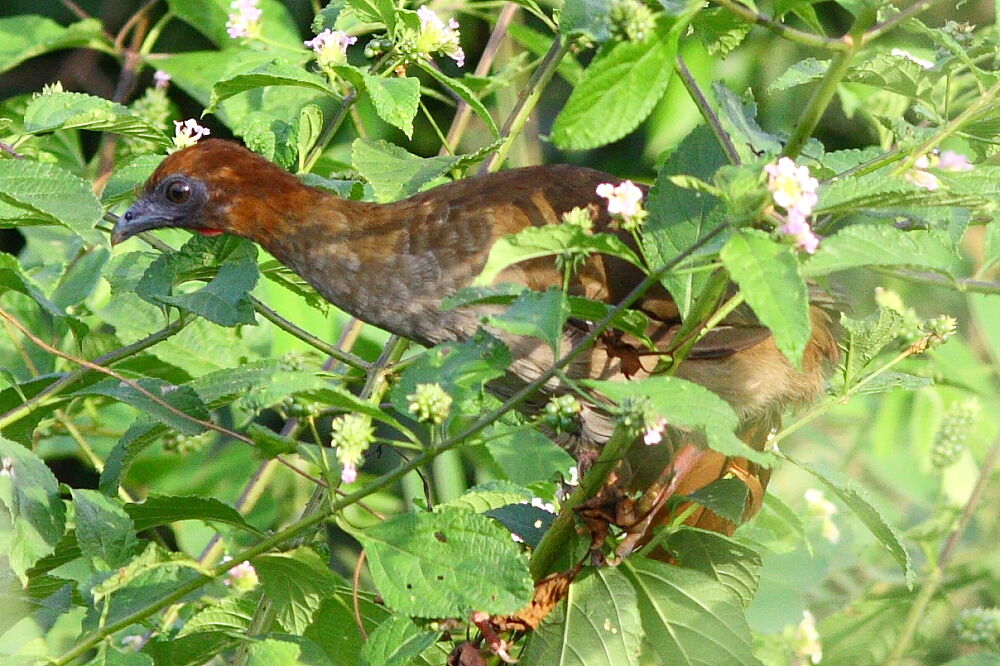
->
478, 37, 568, 174
0, 316, 191, 432
251, 298, 371, 371
529, 425, 633, 579
874, 268, 1000, 296
710, 0, 849, 51
675, 55, 741, 165
782, 8, 876, 159
861, 0, 942, 45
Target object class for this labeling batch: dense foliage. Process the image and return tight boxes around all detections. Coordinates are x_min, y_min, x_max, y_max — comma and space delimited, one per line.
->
1, 0, 999, 664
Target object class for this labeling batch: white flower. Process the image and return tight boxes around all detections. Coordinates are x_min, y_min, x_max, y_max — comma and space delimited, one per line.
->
415, 6, 465, 67
596, 180, 644, 218
530, 497, 556, 514
305, 29, 357, 68
224, 560, 259, 591
1, 457, 13, 478
226, 0, 262, 39
765, 158, 821, 253
172, 118, 210, 150
891, 47, 934, 70
643, 417, 667, 445
804, 488, 840, 544
904, 167, 940, 191
153, 70, 171, 89
790, 610, 823, 665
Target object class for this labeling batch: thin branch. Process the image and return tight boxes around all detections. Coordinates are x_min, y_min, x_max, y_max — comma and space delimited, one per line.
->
674, 55, 741, 165
875, 268, 1000, 296
0, 141, 25, 159
710, 0, 849, 52
114, 0, 162, 50
251, 298, 371, 371
862, 0, 942, 45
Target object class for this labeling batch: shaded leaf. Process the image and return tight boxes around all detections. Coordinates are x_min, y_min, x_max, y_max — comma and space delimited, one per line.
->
254, 547, 345, 633
70, 488, 139, 571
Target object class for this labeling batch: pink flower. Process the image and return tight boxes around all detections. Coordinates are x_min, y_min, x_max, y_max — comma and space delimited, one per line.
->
765, 158, 821, 253
153, 70, 171, 89
938, 150, 973, 172
305, 29, 357, 68
779, 211, 820, 254
226, 0, 262, 39
341, 461, 357, 484
596, 180, 644, 219
224, 560, 259, 590
415, 6, 465, 67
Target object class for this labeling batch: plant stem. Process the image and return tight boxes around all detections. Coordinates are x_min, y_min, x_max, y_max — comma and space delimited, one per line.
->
783, 8, 876, 159
710, 0, 849, 51
862, 0, 942, 45
479, 37, 568, 174
251, 298, 371, 371
675, 55, 741, 165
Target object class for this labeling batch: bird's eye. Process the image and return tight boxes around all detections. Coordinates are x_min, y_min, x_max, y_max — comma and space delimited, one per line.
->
165, 179, 191, 205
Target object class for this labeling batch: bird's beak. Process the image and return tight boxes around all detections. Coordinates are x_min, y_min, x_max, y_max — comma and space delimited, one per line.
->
111, 196, 168, 245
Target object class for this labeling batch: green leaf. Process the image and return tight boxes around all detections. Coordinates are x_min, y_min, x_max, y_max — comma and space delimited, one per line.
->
416, 58, 500, 138
145, 632, 232, 666
73, 377, 211, 435
296, 104, 324, 170
358, 508, 534, 617
169, 0, 303, 48
442, 481, 534, 513
209, 59, 335, 113
360, 615, 440, 666
802, 225, 961, 278
304, 594, 394, 666
683, 478, 749, 524
846, 51, 936, 99
787, 456, 915, 586
483, 287, 568, 353
584, 377, 775, 467
0, 16, 108, 74
360, 74, 420, 138
0, 160, 103, 235
254, 547, 344, 633
768, 57, 829, 93
125, 494, 261, 535
51, 247, 109, 309
552, 14, 695, 150
559, 0, 612, 41
522, 567, 642, 666
660, 527, 761, 608
23, 91, 170, 146
102, 155, 164, 206
721, 229, 811, 368
351, 138, 460, 202
642, 125, 728, 318
693, 8, 751, 57
70, 489, 138, 571
839, 308, 904, 386
238, 111, 298, 170
712, 83, 783, 161
177, 596, 259, 637
473, 225, 643, 287
621, 558, 754, 665
818, 598, 914, 665
0, 437, 67, 582
135, 235, 260, 327
484, 426, 576, 486
345, 0, 397, 32
0, 254, 64, 317
484, 504, 556, 549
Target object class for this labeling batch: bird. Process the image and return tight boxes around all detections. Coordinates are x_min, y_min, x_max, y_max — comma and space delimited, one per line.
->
112, 139, 838, 538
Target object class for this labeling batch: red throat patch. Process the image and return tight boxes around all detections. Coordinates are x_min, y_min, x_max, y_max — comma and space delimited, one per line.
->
196, 228, 223, 237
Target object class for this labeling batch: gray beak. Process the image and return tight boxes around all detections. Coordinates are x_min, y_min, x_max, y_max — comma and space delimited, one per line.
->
111, 196, 169, 245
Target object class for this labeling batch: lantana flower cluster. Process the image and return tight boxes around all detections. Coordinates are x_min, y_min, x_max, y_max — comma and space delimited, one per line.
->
305, 29, 357, 69
764, 157, 820, 254
407, 382, 453, 425
331, 412, 375, 484
171, 118, 211, 151
226, 0, 262, 40
788, 610, 823, 665
804, 487, 840, 544
596, 180, 647, 231
397, 6, 465, 67
904, 150, 973, 191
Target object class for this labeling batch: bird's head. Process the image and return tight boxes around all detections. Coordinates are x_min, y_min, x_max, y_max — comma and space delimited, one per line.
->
111, 140, 316, 245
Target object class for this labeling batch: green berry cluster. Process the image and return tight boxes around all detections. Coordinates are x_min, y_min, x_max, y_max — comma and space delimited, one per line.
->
930, 398, 980, 468
543, 394, 582, 433
955, 607, 1000, 648
609, 0, 656, 43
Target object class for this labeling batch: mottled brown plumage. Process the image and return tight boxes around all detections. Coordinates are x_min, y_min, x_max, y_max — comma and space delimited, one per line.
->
114, 139, 838, 535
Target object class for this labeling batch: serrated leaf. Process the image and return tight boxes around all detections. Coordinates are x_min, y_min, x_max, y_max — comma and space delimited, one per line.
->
787, 457, 915, 586
0, 254, 64, 317
484, 425, 576, 486
51, 247, 109, 309
103, 155, 164, 206
661, 527, 761, 608
209, 60, 335, 113
74, 377, 210, 435
0, 160, 102, 234
254, 547, 345, 633
145, 632, 232, 666
484, 504, 556, 549
693, 8, 751, 56
442, 481, 534, 513
582, 376, 775, 466
552, 15, 693, 150
721, 229, 811, 368
0, 16, 107, 74
852, 371, 933, 394
622, 558, 754, 665
840, 308, 904, 385
818, 598, 914, 665
768, 57, 829, 93
847, 51, 936, 98
522, 567, 642, 666
803, 225, 960, 278
642, 126, 728, 318
363, 74, 420, 138
70, 488, 138, 571
359, 508, 533, 617
483, 287, 568, 353
177, 596, 259, 637
352, 138, 460, 202
473, 225, 643, 287
23, 91, 169, 146
0, 437, 67, 582
416, 60, 499, 139
304, 593, 394, 666
712, 83, 783, 161
360, 615, 439, 666
169, 0, 303, 48
125, 494, 260, 535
